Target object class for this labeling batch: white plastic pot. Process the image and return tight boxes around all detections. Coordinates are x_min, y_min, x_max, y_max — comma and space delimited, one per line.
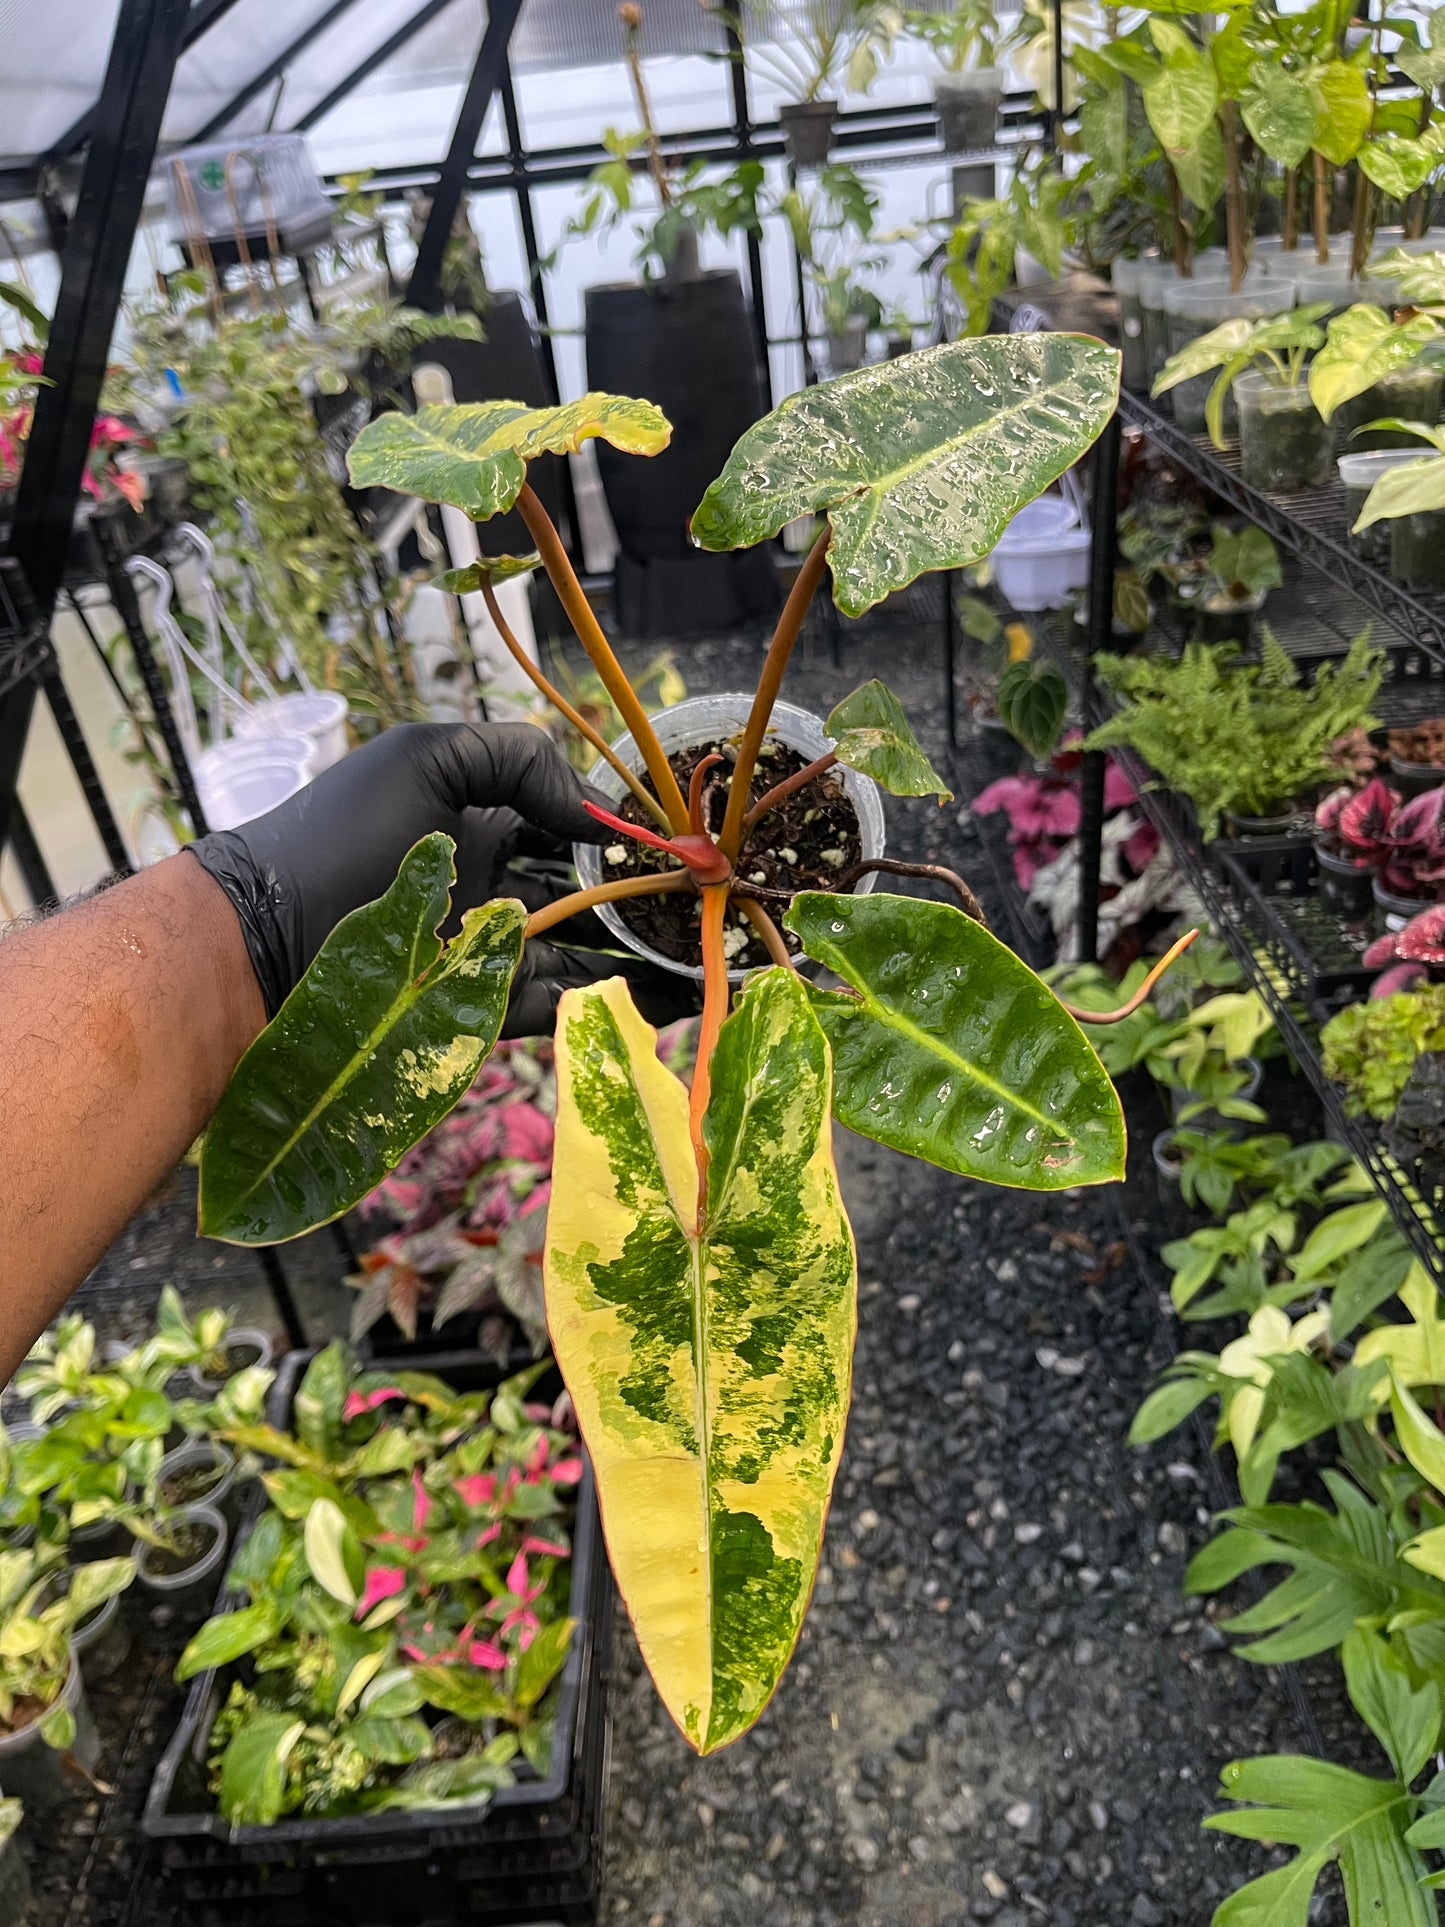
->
196, 749, 308, 831
573, 693, 886, 983
233, 690, 349, 770
990, 500, 1091, 611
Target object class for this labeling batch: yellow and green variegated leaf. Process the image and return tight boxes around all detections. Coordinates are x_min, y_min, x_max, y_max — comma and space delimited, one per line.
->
1373, 249, 1445, 307
1310, 306, 1445, 423
1241, 68, 1316, 169
545, 969, 855, 1756
1358, 134, 1438, 199
1353, 442, 1445, 531
784, 892, 1125, 1189
1311, 60, 1372, 166
439, 552, 541, 593
824, 680, 952, 800
199, 835, 524, 1244
689, 336, 1119, 618
347, 395, 671, 521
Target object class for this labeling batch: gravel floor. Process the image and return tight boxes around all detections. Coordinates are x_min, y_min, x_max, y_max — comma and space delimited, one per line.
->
21, 595, 1360, 1925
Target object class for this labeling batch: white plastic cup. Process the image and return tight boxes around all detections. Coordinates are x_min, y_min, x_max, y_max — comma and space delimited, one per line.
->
197, 750, 308, 831
233, 691, 349, 770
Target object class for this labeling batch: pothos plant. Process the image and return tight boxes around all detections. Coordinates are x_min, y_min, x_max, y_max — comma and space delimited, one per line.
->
197, 334, 1161, 1756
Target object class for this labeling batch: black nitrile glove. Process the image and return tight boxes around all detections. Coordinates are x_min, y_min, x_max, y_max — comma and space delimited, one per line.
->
189, 721, 700, 1036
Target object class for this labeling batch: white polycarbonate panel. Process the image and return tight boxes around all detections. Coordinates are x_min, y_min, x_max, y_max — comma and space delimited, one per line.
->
0, 0, 120, 157
161, 0, 356, 143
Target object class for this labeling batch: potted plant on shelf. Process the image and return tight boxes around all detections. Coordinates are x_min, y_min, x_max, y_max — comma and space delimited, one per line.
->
194, 334, 1161, 1757
1087, 631, 1383, 841
781, 163, 886, 372
1308, 302, 1445, 453
720, 0, 900, 167
1152, 305, 1333, 483
1322, 982, 1445, 1119
1185, 524, 1282, 649
0, 1799, 28, 1927
0, 1550, 133, 1812
1388, 721, 1445, 798
1315, 776, 1395, 918
906, 2, 1013, 157
1350, 419, 1445, 591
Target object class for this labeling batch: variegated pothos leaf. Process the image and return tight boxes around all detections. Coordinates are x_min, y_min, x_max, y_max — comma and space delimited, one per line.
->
545, 970, 856, 1755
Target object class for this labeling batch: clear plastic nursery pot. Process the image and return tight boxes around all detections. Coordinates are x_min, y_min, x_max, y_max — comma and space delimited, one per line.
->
1111, 255, 1152, 392
0, 1657, 99, 1815
1339, 450, 1423, 568
573, 693, 886, 983
70, 1588, 131, 1683
1390, 499, 1445, 591
187, 1325, 272, 1396
1233, 372, 1331, 492
1293, 262, 1400, 323
1163, 277, 1296, 435
1331, 363, 1443, 452
233, 690, 348, 770
135, 1503, 229, 1615
934, 68, 1003, 153
155, 1440, 238, 1521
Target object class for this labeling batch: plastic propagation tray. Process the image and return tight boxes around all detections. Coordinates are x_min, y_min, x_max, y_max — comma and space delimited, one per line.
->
139, 1348, 611, 1927
1210, 836, 1379, 1019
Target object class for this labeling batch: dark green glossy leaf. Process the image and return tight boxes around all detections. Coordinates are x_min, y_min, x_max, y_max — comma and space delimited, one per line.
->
347, 396, 670, 521
218, 1711, 305, 1825
439, 552, 541, 593
824, 680, 951, 800
690, 336, 1120, 618
996, 659, 1068, 761
784, 892, 1124, 1189
199, 835, 525, 1243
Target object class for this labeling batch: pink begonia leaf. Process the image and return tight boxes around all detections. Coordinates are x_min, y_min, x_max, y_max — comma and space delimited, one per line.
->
525, 1435, 549, 1475
344, 1385, 407, 1421
523, 1402, 552, 1422
355, 1566, 407, 1619
1396, 903, 1445, 964
468, 1640, 508, 1670
110, 467, 146, 512
1103, 763, 1138, 811
519, 1180, 551, 1217
411, 1469, 432, 1536
549, 1457, 583, 1485
1373, 962, 1429, 996
455, 1473, 497, 1508
1316, 785, 1351, 835
1121, 819, 1160, 875
1339, 778, 1402, 859
499, 1103, 554, 1163
523, 1535, 570, 1558
971, 775, 1032, 816
1012, 839, 1053, 891
1362, 930, 1402, 968
1395, 786, 1445, 846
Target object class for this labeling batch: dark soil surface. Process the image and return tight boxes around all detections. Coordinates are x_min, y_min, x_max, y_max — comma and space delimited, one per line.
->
15, 590, 1363, 1925
609, 737, 860, 971
158, 1462, 224, 1508
142, 1519, 216, 1578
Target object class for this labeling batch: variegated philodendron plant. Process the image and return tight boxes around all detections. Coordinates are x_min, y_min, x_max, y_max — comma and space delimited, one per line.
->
199, 336, 1167, 1756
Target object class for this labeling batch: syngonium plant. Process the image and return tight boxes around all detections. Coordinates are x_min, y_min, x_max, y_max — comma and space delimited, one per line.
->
196, 335, 1164, 1756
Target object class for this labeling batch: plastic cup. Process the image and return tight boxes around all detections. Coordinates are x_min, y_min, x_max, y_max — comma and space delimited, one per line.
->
1339, 449, 1429, 568
233, 691, 349, 770
1233, 372, 1330, 492
197, 749, 308, 831
1162, 277, 1297, 436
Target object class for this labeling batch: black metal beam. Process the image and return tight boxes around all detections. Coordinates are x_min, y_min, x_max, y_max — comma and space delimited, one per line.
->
724, 20, 772, 408
294, 0, 460, 135
9, 801, 56, 909
407, 0, 525, 311
47, 0, 246, 161
193, 0, 369, 144
1077, 408, 1122, 966
0, 0, 191, 861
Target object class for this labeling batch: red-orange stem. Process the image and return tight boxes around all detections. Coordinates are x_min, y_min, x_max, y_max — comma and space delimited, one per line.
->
583, 799, 731, 884
743, 749, 838, 834
523, 869, 693, 938
738, 895, 794, 968
720, 529, 832, 860
689, 884, 731, 1225
1060, 929, 1199, 1025
689, 752, 724, 835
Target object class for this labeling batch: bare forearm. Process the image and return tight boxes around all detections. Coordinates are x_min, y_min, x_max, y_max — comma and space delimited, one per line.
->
0, 853, 264, 1379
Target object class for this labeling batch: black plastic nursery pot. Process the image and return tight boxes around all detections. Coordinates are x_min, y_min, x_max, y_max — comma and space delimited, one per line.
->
1315, 843, 1377, 919
779, 98, 837, 167
584, 270, 780, 636
141, 1348, 610, 1927
1194, 594, 1261, 650
1389, 751, 1445, 800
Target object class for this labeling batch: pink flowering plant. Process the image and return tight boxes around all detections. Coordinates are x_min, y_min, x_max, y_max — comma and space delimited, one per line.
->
175, 1343, 582, 1824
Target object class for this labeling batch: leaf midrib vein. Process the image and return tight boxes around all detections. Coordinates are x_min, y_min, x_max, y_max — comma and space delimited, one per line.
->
849, 981, 1061, 1135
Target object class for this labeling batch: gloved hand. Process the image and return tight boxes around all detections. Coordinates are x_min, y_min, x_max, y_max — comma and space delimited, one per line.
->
188, 721, 699, 1036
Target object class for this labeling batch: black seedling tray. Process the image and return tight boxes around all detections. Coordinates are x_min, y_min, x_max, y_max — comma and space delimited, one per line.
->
141, 1345, 608, 1913
1211, 837, 1379, 1019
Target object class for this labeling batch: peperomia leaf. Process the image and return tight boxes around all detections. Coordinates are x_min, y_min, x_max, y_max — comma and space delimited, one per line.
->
347, 395, 670, 521
218, 1711, 306, 1826
1205, 1753, 1432, 1926
545, 969, 855, 1755
199, 836, 525, 1243
440, 552, 541, 593
1310, 306, 1444, 424
823, 680, 952, 799
784, 892, 1124, 1189
690, 335, 1119, 617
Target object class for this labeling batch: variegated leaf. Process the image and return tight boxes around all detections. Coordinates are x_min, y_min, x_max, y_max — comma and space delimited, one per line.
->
199, 835, 525, 1244
440, 552, 541, 592
347, 396, 671, 521
545, 970, 855, 1755
824, 680, 952, 800
785, 892, 1125, 1189
689, 336, 1119, 618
